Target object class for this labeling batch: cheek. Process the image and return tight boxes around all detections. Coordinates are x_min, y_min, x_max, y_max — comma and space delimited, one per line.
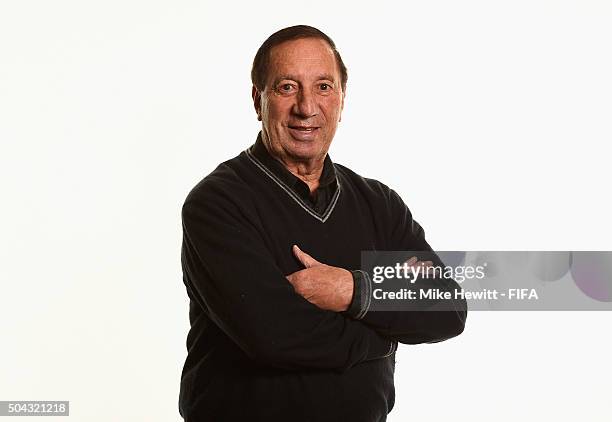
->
322, 99, 343, 122
265, 98, 291, 122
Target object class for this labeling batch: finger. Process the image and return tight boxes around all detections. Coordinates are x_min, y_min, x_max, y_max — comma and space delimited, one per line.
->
285, 273, 303, 292
293, 245, 319, 268
405, 256, 418, 266
403, 256, 418, 273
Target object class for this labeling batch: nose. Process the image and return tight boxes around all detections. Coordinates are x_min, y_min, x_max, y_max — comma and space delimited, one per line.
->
292, 88, 317, 118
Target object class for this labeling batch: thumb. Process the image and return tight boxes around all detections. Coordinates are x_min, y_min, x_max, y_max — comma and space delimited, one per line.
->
292, 245, 319, 268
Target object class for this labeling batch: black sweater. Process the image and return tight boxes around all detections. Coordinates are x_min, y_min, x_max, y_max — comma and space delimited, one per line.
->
179, 134, 467, 422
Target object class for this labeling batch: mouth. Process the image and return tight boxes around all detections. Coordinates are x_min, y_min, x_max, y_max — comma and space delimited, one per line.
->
288, 126, 319, 132
287, 125, 320, 141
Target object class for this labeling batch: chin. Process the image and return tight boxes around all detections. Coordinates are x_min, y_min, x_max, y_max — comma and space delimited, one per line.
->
285, 139, 322, 159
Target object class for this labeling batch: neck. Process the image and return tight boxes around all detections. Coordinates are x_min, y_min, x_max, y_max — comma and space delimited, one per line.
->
261, 132, 326, 194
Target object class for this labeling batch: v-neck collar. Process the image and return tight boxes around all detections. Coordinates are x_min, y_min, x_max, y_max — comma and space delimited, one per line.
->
245, 132, 341, 223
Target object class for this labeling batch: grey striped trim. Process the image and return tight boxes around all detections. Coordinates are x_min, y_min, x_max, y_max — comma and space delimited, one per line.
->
245, 148, 341, 223
354, 270, 373, 320
383, 341, 398, 358
363, 339, 397, 363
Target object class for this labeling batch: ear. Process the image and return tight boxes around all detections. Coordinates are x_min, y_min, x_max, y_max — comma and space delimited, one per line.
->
339, 88, 346, 123
252, 85, 262, 121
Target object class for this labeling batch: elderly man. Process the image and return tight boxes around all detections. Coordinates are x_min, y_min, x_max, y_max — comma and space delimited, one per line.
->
179, 25, 467, 422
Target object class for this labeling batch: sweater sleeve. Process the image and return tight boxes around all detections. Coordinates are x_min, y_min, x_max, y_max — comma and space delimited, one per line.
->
344, 188, 468, 345
181, 182, 396, 373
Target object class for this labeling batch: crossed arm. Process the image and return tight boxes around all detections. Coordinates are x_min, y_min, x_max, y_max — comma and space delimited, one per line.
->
182, 184, 466, 373
182, 192, 397, 374
287, 245, 432, 313
286, 244, 466, 345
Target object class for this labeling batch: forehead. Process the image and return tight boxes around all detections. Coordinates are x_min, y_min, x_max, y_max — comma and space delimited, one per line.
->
267, 38, 339, 82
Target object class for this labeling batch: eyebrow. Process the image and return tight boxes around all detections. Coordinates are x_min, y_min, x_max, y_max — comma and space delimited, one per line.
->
272, 74, 337, 86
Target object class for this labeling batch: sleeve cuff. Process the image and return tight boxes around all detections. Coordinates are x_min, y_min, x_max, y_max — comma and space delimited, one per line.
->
346, 270, 373, 320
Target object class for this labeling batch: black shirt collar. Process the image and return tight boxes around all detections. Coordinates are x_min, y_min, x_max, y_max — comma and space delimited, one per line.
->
251, 132, 336, 189
249, 131, 338, 214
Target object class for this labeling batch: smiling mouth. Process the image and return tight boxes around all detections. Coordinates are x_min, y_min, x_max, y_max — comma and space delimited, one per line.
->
289, 126, 319, 132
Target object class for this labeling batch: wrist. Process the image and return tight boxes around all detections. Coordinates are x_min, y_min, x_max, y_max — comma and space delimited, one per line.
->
339, 268, 354, 312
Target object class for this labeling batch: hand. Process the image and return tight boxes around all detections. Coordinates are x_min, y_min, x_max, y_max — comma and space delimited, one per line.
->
404, 256, 434, 277
285, 245, 354, 312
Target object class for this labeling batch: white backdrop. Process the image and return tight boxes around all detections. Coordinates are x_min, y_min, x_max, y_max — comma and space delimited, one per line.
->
1, 1, 611, 421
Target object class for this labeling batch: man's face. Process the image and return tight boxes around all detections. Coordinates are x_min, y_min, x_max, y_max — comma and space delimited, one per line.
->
254, 37, 345, 164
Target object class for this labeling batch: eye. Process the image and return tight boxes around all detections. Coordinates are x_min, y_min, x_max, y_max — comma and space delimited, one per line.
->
319, 83, 330, 90
279, 83, 295, 92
